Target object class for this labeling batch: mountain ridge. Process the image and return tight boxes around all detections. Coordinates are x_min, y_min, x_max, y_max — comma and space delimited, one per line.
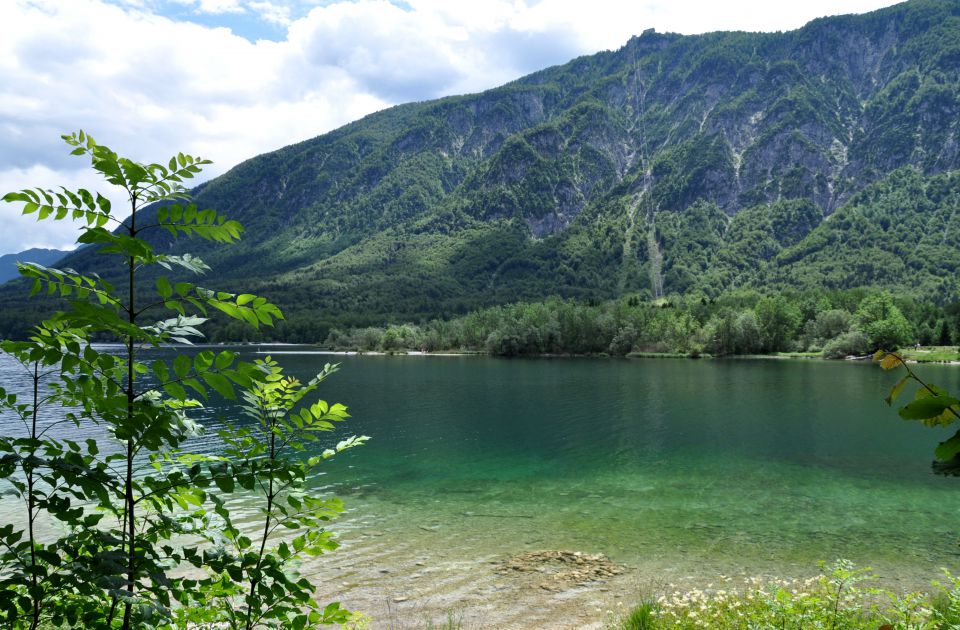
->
0, 248, 71, 285
2, 0, 959, 340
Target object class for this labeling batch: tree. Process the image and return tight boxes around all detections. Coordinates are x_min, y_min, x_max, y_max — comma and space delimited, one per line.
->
802, 309, 853, 349
937, 319, 952, 346
705, 309, 761, 355
0, 132, 365, 628
855, 292, 913, 350
609, 323, 638, 356
755, 295, 802, 352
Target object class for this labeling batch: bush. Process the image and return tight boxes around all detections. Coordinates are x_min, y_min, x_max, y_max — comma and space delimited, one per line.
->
822, 330, 872, 358
802, 308, 853, 349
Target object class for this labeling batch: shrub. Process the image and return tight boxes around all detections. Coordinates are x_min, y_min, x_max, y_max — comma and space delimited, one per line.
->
822, 330, 872, 358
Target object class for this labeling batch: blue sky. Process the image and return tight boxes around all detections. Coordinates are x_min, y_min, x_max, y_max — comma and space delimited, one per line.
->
1, 0, 900, 255
106, 0, 319, 42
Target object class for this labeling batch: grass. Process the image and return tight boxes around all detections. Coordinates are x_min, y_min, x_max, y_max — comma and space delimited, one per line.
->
607, 561, 960, 629
899, 346, 960, 363
620, 603, 656, 630
423, 610, 463, 630
626, 352, 710, 359
776, 351, 823, 359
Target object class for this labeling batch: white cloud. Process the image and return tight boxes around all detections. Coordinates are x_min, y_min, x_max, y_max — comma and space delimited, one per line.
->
194, 0, 245, 14
0, 164, 111, 254
249, 1, 292, 25
1, 0, 390, 253
0, 0, 900, 255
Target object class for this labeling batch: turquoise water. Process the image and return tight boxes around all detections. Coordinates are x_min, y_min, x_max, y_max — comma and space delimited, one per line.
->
285, 352, 960, 584
2, 349, 959, 586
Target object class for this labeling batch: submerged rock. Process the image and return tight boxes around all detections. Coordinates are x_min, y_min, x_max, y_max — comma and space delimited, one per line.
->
496, 550, 623, 591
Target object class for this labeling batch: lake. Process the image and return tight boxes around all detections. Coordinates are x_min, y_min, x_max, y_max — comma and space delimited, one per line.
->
2, 347, 959, 627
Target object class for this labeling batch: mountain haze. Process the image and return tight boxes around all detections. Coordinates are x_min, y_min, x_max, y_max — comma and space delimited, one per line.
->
0, 249, 69, 285
4, 0, 960, 340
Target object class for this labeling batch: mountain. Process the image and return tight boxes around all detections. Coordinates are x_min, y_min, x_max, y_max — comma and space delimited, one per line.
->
0, 248, 70, 284
2, 0, 960, 341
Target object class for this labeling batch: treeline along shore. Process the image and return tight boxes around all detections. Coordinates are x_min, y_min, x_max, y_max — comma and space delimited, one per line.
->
312, 288, 960, 359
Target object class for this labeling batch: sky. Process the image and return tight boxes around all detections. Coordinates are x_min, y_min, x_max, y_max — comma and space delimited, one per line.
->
0, 0, 902, 256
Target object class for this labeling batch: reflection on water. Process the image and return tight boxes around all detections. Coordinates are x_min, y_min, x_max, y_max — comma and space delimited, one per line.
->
1, 347, 959, 586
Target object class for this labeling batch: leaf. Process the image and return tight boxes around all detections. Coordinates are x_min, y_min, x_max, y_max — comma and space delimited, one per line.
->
194, 350, 214, 373
885, 375, 910, 406
879, 353, 902, 370
898, 395, 960, 421
935, 430, 960, 461
163, 382, 188, 401
214, 351, 235, 370
173, 354, 191, 378
213, 473, 235, 493
201, 371, 235, 399
915, 383, 949, 400
95, 192, 111, 213
153, 360, 170, 384
157, 277, 173, 299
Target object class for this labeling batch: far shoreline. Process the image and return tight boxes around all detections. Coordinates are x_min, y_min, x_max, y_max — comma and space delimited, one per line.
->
223, 343, 960, 365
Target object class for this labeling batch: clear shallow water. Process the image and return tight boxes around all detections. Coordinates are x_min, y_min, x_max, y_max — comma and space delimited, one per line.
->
2, 348, 959, 587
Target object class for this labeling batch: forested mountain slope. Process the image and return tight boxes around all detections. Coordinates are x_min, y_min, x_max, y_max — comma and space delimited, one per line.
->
2, 0, 959, 340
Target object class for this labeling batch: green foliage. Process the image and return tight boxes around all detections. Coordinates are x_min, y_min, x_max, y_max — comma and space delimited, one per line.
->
855, 292, 914, 350
612, 561, 960, 630
822, 331, 871, 359
619, 603, 655, 630
937, 319, 953, 345
324, 287, 947, 361
0, 133, 365, 628
183, 358, 367, 628
755, 296, 802, 352
704, 309, 761, 356
802, 309, 853, 350
878, 350, 960, 474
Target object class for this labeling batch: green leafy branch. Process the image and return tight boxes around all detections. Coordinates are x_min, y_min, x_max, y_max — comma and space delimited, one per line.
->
153, 204, 243, 243
153, 280, 284, 330
1, 186, 114, 228
17, 263, 119, 307
149, 349, 257, 403
1, 130, 365, 629
876, 350, 960, 471
194, 358, 367, 629
62, 130, 206, 206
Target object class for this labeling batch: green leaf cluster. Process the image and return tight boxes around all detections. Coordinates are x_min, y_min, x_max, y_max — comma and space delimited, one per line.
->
0, 133, 366, 629
878, 350, 960, 473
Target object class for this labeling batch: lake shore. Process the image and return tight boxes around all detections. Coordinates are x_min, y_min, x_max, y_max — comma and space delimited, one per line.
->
306, 521, 947, 630
249, 343, 960, 365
